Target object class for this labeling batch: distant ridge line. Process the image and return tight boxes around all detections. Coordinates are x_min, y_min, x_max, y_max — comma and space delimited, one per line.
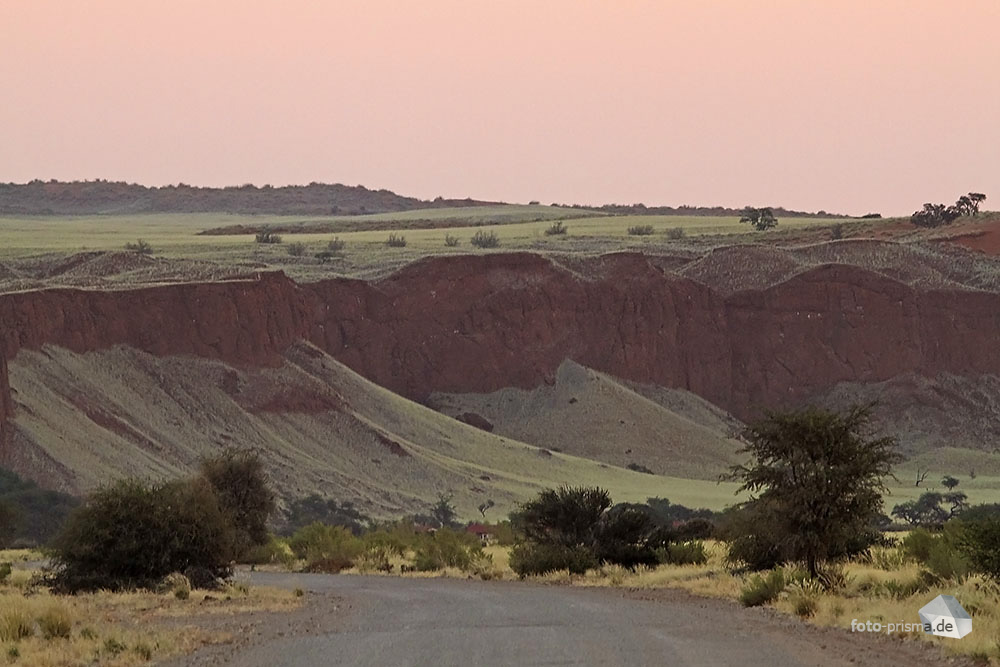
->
0, 179, 848, 218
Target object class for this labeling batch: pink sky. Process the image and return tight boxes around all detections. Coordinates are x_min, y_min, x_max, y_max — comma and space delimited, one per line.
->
2, 1, 997, 215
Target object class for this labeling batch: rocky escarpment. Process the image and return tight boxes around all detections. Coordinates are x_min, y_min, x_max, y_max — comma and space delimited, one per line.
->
3, 251, 1000, 448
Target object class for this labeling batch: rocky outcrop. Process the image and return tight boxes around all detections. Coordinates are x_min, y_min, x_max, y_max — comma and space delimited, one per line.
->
3, 252, 1000, 449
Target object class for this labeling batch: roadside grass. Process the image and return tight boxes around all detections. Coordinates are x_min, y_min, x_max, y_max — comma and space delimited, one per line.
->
0, 567, 301, 666
507, 541, 1000, 664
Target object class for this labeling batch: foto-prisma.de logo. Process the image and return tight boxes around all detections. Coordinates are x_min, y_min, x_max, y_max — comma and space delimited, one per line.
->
918, 595, 972, 639
850, 595, 972, 638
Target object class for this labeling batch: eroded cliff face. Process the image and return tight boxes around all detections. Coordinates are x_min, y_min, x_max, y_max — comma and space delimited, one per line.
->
2, 252, 1000, 449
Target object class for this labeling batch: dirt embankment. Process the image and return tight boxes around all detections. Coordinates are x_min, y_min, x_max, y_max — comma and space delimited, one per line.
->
3, 251, 1000, 445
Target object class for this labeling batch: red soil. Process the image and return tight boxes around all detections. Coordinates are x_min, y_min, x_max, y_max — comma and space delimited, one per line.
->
945, 218, 1000, 256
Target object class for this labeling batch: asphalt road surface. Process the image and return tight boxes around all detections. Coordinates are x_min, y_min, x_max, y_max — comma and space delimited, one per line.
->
192, 572, 956, 667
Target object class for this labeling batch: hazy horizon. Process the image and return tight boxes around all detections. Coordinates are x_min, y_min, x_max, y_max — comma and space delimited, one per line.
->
3, 1, 998, 216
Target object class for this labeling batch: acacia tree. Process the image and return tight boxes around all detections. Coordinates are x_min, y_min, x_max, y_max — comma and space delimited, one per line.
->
739, 206, 778, 231
726, 404, 900, 578
968, 193, 986, 215
911, 202, 961, 227
891, 491, 967, 528
956, 192, 987, 217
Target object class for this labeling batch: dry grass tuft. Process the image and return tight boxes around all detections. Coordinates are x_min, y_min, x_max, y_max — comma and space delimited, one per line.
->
0, 568, 302, 666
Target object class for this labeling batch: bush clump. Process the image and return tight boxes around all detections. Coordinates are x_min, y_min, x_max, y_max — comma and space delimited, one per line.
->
470, 230, 500, 248
385, 233, 407, 247
49, 449, 274, 592
509, 486, 671, 578
544, 221, 567, 236
286, 242, 307, 257
627, 225, 655, 236
959, 518, 1000, 581
49, 477, 237, 592
510, 542, 598, 577
123, 239, 153, 255
902, 524, 970, 580
444, 234, 460, 247
200, 448, 275, 559
659, 541, 708, 566
255, 230, 282, 244
739, 568, 786, 607
412, 528, 483, 572
665, 227, 685, 240
288, 523, 363, 573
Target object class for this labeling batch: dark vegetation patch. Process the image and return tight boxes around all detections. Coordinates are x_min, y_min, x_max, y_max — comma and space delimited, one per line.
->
0, 467, 79, 548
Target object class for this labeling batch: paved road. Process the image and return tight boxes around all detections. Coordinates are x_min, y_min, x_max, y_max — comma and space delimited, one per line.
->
199, 572, 946, 667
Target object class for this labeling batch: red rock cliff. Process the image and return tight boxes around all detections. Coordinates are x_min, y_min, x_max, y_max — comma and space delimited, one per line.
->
3, 253, 1000, 446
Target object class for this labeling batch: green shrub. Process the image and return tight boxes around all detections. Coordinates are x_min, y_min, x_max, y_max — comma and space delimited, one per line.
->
385, 233, 407, 247
244, 535, 295, 567
412, 528, 483, 572
512, 487, 669, 571
470, 230, 500, 248
255, 231, 282, 244
659, 541, 708, 566
739, 568, 786, 607
509, 543, 597, 577
0, 562, 10, 583
959, 518, 1000, 581
666, 227, 685, 240
284, 494, 369, 535
37, 603, 73, 639
327, 237, 346, 253
286, 242, 307, 257
444, 234, 460, 247
0, 467, 79, 547
720, 504, 785, 572
901, 528, 936, 562
124, 239, 153, 254
50, 478, 237, 592
902, 524, 970, 580
627, 225, 655, 236
544, 221, 567, 236
830, 223, 844, 240
199, 448, 276, 559
362, 529, 409, 557
288, 523, 362, 572
356, 545, 394, 573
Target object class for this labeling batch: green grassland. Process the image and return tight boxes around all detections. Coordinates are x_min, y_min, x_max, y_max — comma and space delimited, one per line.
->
0, 209, 856, 282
